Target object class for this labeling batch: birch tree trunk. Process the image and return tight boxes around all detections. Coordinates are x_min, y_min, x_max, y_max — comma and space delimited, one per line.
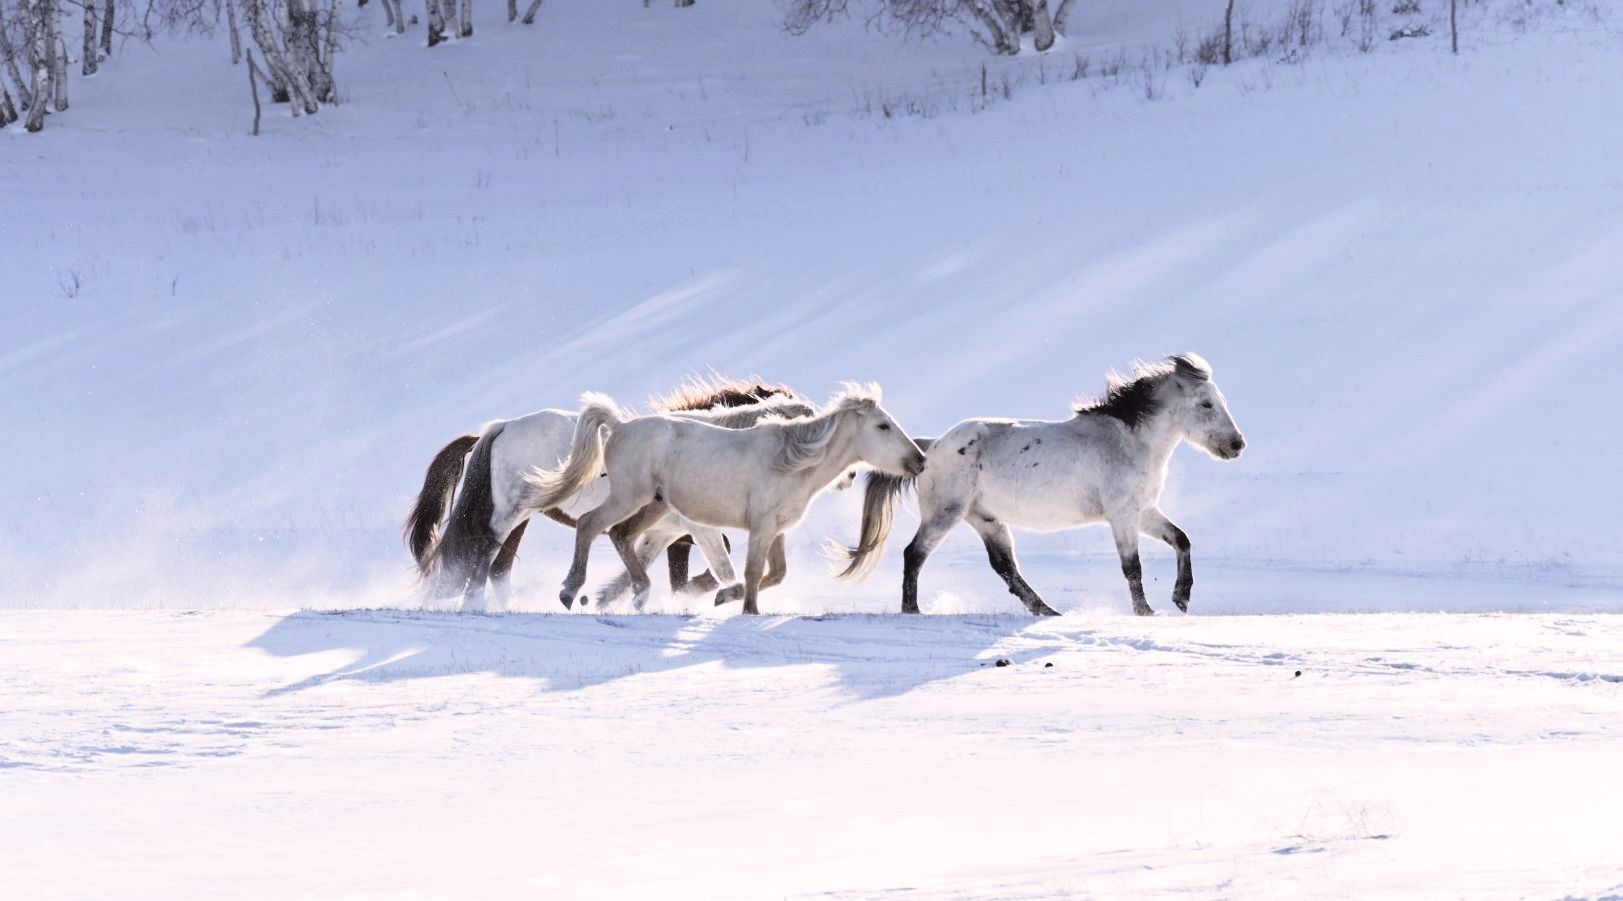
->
319, 0, 338, 99
24, 0, 49, 130
969, 0, 1018, 54
0, 78, 17, 126
1029, 0, 1055, 51
226, 0, 242, 63
81, 0, 96, 74
47, 0, 67, 111
240, 0, 315, 114
425, 0, 445, 45
0, 0, 33, 109
458, 0, 470, 38
99, 0, 112, 54
521, 0, 541, 26
1051, 0, 1076, 37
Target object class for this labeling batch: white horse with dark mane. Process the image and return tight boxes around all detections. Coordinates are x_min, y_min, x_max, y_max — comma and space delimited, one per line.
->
406, 378, 815, 611
838, 354, 1245, 616
526, 384, 926, 615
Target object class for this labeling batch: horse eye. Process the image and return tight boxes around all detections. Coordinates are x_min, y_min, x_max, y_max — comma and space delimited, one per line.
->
1201, 401, 1214, 410
877, 423, 891, 431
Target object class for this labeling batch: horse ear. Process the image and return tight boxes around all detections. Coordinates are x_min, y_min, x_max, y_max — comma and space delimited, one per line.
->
1170, 354, 1212, 382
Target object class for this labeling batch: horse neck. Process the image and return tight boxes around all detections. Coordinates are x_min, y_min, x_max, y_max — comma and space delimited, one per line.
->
1132, 406, 1185, 469
799, 409, 864, 487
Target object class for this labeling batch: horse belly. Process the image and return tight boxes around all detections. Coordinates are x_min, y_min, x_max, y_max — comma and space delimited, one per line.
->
976, 460, 1103, 533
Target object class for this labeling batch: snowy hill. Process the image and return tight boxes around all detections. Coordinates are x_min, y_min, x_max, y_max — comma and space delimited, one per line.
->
4, 1, 1622, 617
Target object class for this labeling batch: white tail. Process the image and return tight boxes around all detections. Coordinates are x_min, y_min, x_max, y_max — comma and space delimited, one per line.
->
522, 392, 629, 512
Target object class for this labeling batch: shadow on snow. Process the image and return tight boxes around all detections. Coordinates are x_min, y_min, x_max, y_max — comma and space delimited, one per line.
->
245, 610, 1062, 701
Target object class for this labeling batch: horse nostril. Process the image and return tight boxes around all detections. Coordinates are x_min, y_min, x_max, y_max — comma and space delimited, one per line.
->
1229, 438, 1246, 454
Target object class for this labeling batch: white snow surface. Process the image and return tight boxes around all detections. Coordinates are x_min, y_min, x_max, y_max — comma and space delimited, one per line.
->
4, 609, 1622, 898
5, 1, 1623, 896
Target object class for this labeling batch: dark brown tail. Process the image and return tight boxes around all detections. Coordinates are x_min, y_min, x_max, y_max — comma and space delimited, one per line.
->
424, 421, 508, 583
405, 432, 480, 572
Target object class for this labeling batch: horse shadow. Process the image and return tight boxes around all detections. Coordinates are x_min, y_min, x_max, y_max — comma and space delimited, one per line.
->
245, 609, 1063, 702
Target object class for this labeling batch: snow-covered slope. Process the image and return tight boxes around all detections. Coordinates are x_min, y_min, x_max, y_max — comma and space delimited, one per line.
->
3, 0, 1621, 613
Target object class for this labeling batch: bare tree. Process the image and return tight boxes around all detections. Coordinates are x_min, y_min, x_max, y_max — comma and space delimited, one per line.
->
225, 0, 241, 63
1050, 0, 1076, 37
425, 0, 445, 45
0, 0, 33, 110
47, 0, 68, 110
24, 0, 50, 129
0, 78, 16, 125
99, 0, 112, 54
784, 0, 1075, 56
239, 0, 318, 113
1222, 0, 1234, 64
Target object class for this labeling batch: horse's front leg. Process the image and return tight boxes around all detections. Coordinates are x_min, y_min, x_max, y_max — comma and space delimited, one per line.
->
1140, 507, 1193, 613
738, 529, 776, 616
1110, 515, 1154, 616
689, 528, 743, 607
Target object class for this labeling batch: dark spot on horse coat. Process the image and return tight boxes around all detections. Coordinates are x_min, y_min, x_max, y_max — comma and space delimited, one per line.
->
958, 447, 967, 455
1021, 444, 1031, 453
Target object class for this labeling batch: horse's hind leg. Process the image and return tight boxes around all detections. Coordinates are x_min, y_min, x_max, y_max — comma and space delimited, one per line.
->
488, 519, 530, 608
683, 533, 733, 596
667, 536, 693, 593
968, 514, 1059, 616
901, 503, 964, 615
604, 502, 670, 610
1110, 514, 1154, 616
1140, 507, 1192, 613
760, 534, 789, 589
561, 488, 653, 610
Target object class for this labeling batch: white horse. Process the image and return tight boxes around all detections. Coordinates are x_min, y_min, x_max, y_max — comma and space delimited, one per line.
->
526, 384, 926, 615
406, 378, 813, 611
590, 465, 862, 610
838, 354, 1245, 616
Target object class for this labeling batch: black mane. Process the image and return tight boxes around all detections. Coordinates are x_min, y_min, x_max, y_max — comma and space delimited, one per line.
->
1072, 354, 1210, 429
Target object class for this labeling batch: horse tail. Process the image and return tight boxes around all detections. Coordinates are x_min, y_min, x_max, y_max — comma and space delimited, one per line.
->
523, 392, 628, 513
404, 432, 480, 572
422, 421, 507, 583
834, 437, 935, 581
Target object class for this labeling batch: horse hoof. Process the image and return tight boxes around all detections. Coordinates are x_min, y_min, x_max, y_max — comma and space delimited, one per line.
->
580, 596, 589, 607
1133, 605, 1155, 617
1174, 599, 1188, 613
559, 593, 574, 610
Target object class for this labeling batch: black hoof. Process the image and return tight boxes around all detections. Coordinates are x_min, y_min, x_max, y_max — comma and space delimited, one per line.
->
1174, 599, 1188, 613
560, 594, 574, 610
